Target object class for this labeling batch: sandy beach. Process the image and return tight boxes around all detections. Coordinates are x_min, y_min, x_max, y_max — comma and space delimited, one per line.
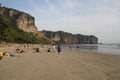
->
0, 44, 120, 80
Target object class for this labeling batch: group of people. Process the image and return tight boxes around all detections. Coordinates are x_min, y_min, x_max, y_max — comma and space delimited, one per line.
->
0, 50, 21, 60
69, 45, 79, 50
47, 44, 62, 57
0, 51, 15, 61
0, 44, 62, 61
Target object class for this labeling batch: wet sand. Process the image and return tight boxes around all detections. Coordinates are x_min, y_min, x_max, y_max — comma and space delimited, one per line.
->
0, 44, 120, 80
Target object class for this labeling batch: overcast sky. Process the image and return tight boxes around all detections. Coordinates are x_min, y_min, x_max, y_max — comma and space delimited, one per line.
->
1, 0, 120, 43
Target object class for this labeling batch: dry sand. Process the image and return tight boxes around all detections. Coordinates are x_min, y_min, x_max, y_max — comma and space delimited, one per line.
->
0, 44, 120, 80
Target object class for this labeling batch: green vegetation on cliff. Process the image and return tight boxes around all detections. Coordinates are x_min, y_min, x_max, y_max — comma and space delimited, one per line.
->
0, 15, 50, 44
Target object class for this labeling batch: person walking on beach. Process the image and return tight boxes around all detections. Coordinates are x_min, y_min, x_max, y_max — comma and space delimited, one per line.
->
70, 45, 72, 50
57, 44, 61, 57
76, 45, 79, 50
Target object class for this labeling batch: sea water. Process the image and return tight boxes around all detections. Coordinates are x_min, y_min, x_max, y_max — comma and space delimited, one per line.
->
63, 44, 120, 55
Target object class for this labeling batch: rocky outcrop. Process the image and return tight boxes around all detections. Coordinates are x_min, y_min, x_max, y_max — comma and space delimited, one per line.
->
41, 30, 98, 44
0, 6, 37, 33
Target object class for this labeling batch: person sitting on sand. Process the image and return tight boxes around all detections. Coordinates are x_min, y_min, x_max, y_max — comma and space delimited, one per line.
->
33, 48, 41, 53
47, 48, 51, 52
9, 52, 20, 57
16, 49, 21, 53
9, 53, 15, 57
20, 50, 24, 53
16, 49, 24, 53
3, 51, 6, 56
0, 51, 3, 60
36, 48, 40, 53
5, 52, 10, 56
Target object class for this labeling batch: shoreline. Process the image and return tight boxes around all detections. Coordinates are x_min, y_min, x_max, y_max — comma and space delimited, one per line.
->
63, 44, 120, 55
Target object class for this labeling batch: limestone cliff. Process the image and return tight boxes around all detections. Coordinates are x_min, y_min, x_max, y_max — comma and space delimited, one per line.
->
0, 6, 98, 44
41, 30, 98, 44
0, 6, 50, 44
0, 6, 37, 33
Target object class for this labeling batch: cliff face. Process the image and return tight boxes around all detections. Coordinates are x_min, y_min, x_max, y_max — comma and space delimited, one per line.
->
0, 6, 98, 44
0, 7, 37, 33
41, 30, 98, 44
